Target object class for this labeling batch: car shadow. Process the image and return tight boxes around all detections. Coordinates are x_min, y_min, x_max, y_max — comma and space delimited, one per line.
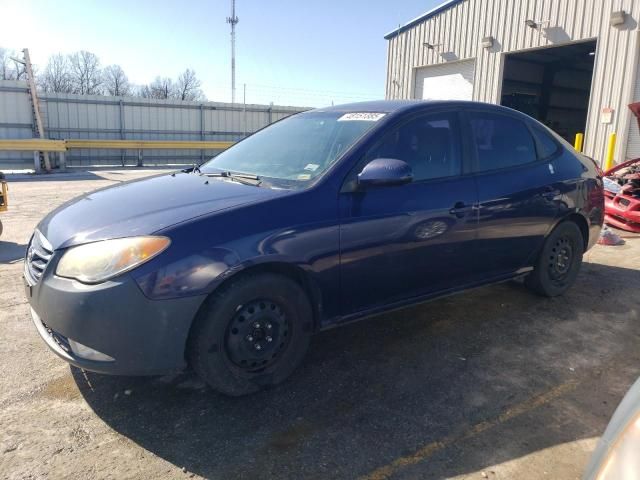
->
0, 241, 26, 264
72, 261, 640, 479
4, 171, 107, 183
4, 167, 177, 183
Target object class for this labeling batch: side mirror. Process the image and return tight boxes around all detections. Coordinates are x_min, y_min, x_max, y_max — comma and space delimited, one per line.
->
357, 158, 413, 188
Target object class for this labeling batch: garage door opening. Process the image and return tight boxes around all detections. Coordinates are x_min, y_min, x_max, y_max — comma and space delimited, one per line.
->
414, 60, 475, 101
500, 41, 597, 142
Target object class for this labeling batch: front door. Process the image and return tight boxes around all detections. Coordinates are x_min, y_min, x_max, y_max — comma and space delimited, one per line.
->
339, 110, 478, 316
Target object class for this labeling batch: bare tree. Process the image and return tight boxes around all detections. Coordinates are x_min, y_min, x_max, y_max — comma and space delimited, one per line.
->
12, 48, 207, 101
0, 47, 26, 80
103, 64, 131, 96
69, 50, 102, 95
176, 68, 205, 101
12, 57, 27, 80
39, 54, 73, 93
0, 48, 12, 80
137, 84, 151, 98
139, 76, 175, 99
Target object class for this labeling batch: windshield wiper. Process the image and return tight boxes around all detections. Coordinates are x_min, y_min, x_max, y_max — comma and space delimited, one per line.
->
203, 171, 262, 186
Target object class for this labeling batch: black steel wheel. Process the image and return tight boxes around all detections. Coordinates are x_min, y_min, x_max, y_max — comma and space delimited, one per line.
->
188, 273, 312, 396
225, 299, 290, 371
547, 235, 574, 285
526, 221, 584, 297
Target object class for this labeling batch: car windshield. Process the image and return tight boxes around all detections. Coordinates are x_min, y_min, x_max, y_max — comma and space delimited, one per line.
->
200, 111, 384, 187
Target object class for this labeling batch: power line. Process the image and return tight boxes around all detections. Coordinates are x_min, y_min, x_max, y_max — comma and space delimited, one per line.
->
205, 80, 380, 98
240, 82, 381, 98
203, 79, 383, 108
205, 82, 382, 105
241, 88, 377, 101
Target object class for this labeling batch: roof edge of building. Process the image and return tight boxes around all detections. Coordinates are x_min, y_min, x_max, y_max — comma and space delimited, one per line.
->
384, 0, 465, 40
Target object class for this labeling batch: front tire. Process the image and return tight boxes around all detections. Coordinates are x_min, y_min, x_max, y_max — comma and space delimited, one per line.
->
525, 221, 584, 297
188, 273, 312, 396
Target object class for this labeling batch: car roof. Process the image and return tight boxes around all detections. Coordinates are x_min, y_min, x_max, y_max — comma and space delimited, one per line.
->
313, 100, 425, 114
311, 100, 526, 118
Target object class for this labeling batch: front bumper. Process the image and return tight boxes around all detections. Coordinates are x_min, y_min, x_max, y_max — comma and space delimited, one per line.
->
605, 191, 640, 233
25, 265, 207, 376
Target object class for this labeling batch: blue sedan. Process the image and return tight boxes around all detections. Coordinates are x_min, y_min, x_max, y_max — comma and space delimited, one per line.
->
25, 100, 604, 396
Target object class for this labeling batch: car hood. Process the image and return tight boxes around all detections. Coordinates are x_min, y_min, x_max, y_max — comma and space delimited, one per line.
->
38, 172, 288, 249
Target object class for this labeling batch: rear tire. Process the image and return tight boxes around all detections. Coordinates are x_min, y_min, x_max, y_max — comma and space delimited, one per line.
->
525, 221, 584, 297
188, 273, 312, 396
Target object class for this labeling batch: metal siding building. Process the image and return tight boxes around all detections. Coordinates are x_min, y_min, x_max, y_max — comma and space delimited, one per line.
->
0, 80, 35, 166
0, 80, 307, 169
385, 0, 640, 165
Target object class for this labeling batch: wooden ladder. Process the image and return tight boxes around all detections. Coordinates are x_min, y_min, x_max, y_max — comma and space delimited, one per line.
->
22, 49, 51, 172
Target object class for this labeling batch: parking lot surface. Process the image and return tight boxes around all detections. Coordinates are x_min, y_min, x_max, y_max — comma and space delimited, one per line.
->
1, 169, 639, 480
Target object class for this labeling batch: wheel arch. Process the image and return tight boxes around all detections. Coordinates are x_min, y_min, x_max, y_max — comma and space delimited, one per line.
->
187, 261, 323, 349
528, 212, 591, 269
557, 212, 590, 252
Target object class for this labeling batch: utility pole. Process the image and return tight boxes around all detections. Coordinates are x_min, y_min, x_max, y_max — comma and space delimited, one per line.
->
226, 0, 239, 104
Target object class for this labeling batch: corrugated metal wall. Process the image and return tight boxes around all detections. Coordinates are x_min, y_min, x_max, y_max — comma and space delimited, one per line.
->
0, 80, 35, 168
625, 45, 640, 158
385, 0, 640, 164
0, 80, 307, 169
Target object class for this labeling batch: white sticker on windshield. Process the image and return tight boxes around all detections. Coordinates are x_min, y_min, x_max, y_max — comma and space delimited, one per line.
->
304, 163, 320, 172
338, 112, 386, 122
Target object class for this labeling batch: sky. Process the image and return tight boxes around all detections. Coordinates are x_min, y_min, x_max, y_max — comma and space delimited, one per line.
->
0, 0, 442, 107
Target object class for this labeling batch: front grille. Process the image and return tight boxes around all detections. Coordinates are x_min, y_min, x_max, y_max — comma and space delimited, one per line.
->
24, 230, 53, 285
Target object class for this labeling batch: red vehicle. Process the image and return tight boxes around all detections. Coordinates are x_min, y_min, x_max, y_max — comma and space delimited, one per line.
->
603, 104, 640, 233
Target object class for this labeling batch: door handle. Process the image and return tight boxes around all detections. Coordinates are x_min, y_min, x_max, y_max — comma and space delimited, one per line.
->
449, 201, 476, 218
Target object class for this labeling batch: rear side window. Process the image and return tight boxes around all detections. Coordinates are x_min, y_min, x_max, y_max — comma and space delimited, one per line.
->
531, 124, 560, 160
468, 112, 537, 172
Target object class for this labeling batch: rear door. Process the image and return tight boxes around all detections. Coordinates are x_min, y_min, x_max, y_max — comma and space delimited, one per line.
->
338, 110, 479, 316
464, 109, 563, 278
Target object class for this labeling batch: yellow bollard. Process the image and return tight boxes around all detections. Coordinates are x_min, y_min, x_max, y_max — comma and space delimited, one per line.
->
604, 132, 617, 171
0, 178, 7, 213
574, 133, 584, 152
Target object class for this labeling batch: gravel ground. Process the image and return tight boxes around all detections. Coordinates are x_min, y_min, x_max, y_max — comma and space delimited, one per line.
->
0, 169, 639, 480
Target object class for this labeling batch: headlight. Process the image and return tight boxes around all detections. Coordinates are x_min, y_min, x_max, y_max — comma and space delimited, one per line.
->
56, 236, 170, 284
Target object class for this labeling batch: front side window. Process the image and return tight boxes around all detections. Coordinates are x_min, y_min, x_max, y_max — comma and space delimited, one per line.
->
200, 111, 381, 188
468, 112, 537, 172
363, 112, 462, 181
